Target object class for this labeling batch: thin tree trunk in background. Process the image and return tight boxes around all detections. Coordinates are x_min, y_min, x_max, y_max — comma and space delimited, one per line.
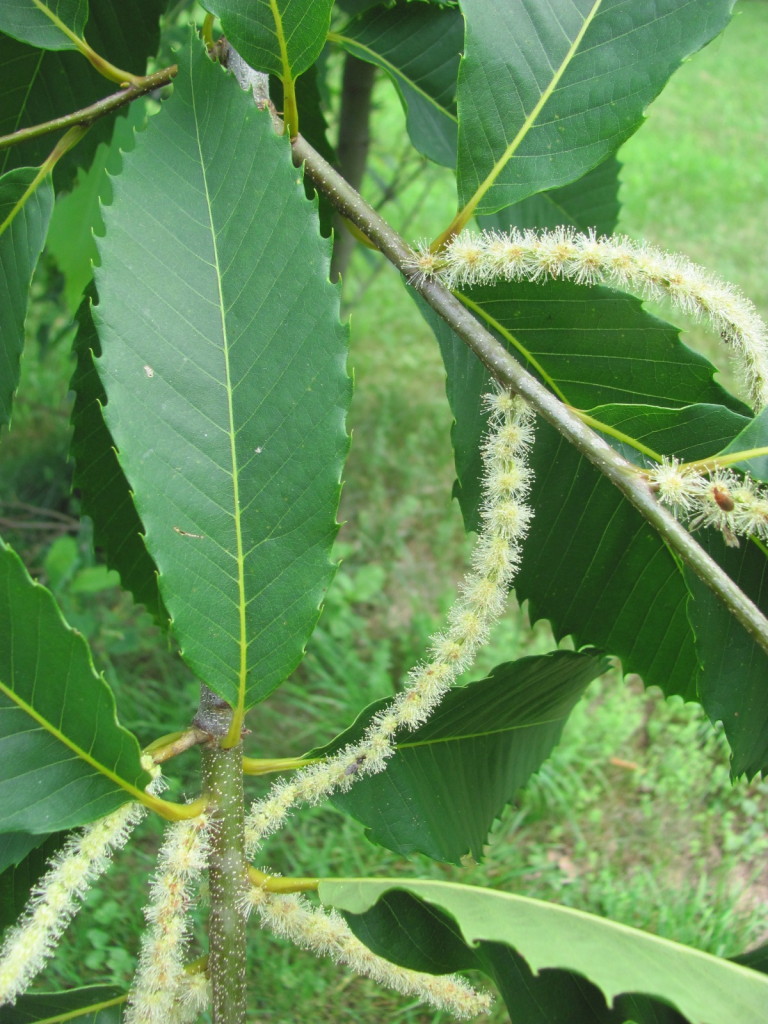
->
331, 54, 376, 282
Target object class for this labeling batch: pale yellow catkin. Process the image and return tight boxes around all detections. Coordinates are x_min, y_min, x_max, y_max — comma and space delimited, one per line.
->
0, 801, 145, 1007
124, 814, 211, 1024
242, 885, 492, 1020
244, 390, 535, 856
412, 228, 768, 411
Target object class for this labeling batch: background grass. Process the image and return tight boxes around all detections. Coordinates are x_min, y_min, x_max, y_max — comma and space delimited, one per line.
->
6, 3, 768, 1021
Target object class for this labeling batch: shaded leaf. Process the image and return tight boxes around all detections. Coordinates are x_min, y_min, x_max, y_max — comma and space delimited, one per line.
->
94, 37, 350, 711
0, 833, 62, 931
47, 98, 147, 310
0, 832, 49, 874
456, 0, 734, 216
718, 406, 768, 481
478, 156, 621, 236
0, 539, 148, 833
343, 892, 688, 1024
448, 279, 748, 415
208, 0, 334, 80
0, 0, 87, 52
0, 167, 53, 434
685, 533, 768, 779
414, 285, 752, 704
332, 2, 462, 167
312, 651, 607, 863
1, 986, 124, 1024
0, 1, 167, 186
70, 293, 165, 621
320, 879, 768, 1024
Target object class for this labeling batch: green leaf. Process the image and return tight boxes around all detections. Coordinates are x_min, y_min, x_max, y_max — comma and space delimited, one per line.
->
331, 2, 462, 167
718, 406, 768, 481
2, 986, 124, 1024
0, 167, 53, 435
69, 294, 165, 621
0, 833, 62, 930
0, 1, 167, 187
449, 279, 748, 415
414, 284, 752, 703
93, 37, 350, 712
685, 534, 768, 779
0, 539, 149, 833
208, 0, 334, 80
320, 879, 768, 1024
478, 156, 621, 236
0, 831, 49, 874
47, 98, 147, 310
456, 0, 735, 218
313, 651, 607, 863
0, 0, 88, 52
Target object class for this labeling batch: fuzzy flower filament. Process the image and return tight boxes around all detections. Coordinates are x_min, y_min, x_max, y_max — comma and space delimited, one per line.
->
242, 885, 492, 1020
646, 459, 768, 546
0, 801, 146, 1007
244, 391, 535, 855
124, 813, 211, 1024
412, 228, 768, 411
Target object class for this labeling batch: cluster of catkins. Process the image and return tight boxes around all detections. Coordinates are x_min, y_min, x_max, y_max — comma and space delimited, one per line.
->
646, 459, 768, 547
414, 227, 768, 548
0, 391, 534, 1022
6, 230, 766, 1019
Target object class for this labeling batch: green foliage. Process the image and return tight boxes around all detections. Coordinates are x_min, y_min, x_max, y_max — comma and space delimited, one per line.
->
69, 296, 165, 623
0, 540, 148, 832
2, 985, 123, 1023
455, 0, 735, 218
1, 2, 767, 1022
0, 168, 53, 432
332, 2, 462, 167
93, 36, 350, 712
321, 878, 768, 1024
0, 0, 88, 52
479, 156, 621, 236
0, 2, 167, 185
314, 650, 608, 863
208, 0, 334, 80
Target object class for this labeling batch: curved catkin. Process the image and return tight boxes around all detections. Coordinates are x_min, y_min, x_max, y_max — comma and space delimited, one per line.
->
411, 228, 768, 411
241, 886, 492, 1020
244, 390, 535, 856
0, 801, 145, 1007
124, 814, 211, 1024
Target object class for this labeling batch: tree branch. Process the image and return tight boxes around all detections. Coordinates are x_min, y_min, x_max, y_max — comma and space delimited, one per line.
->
0, 65, 178, 153
291, 133, 768, 658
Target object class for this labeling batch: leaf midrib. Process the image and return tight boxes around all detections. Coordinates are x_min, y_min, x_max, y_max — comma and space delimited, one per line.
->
461, 0, 604, 222
0, 678, 148, 803
190, 65, 248, 725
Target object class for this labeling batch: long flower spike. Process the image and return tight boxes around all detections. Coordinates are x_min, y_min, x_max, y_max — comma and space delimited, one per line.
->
124, 813, 211, 1024
244, 390, 535, 855
412, 229, 768, 411
0, 801, 146, 1006
242, 885, 492, 1020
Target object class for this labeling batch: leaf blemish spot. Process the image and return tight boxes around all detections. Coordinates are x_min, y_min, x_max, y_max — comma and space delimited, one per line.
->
173, 526, 205, 539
